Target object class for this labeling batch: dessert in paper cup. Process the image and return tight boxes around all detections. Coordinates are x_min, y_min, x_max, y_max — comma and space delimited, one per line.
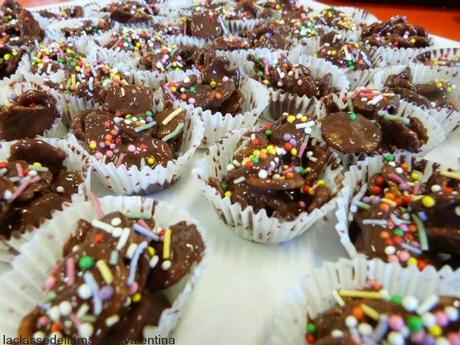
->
67, 98, 203, 195
0, 81, 68, 139
360, 15, 434, 65
371, 65, 460, 135
241, 51, 350, 121
412, 48, 460, 70
0, 195, 208, 341
265, 256, 460, 345
164, 55, 269, 146
0, 138, 89, 263
315, 90, 446, 167
192, 114, 345, 243
289, 31, 385, 89
335, 153, 460, 272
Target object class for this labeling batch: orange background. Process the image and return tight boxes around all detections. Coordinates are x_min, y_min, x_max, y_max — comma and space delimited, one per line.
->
6, 0, 460, 42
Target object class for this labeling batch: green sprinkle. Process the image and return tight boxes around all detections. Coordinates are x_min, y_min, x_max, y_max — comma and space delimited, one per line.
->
385, 153, 395, 162
220, 182, 228, 190
79, 255, 95, 270
390, 295, 402, 305
307, 323, 317, 333
264, 129, 272, 136
407, 316, 423, 332
393, 229, 404, 237
146, 110, 153, 116
349, 112, 357, 121
251, 156, 259, 163
190, 86, 197, 94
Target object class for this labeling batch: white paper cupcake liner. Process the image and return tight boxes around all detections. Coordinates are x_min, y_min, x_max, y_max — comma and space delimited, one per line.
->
289, 38, 385, 89
411, 47, 460, 70
220, 50, 349, 122
335, 153, 460, 260
0, 82, 68, 139
371, 64, 460, 135
265, 256, 460, 345
68, 102, 204, 195
168, 76, 269, 146
223, 18, 264, 35
192, 127, 345, 244
315, 92, 446, 166
0, 196, 209, 338
378, 45, 433, 66
0, 137, 90, 264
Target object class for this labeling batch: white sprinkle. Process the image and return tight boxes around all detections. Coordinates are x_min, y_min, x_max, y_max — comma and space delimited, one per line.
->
78, 284, 92, 300
105, 314, 120, 327
56, 186, 65, 193
78, 323, 94, 338
111, 217, 122, 226
417, 294, 439, 314
161, 259, 172, 270
233, 176, 246, 184
126, 243, 138, 259
59, 301, 72, 316
149, 255, 159, 268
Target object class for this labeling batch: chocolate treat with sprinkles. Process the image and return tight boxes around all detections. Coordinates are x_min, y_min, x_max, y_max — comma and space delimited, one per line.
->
0, 139, 83, 240
414, 50, 460, 68
316, 32, 373, 71
31, 41, 87, 75
183, 3, 224, 39
320, 89, 428, 154
361, 16, 432, 48
71, 103, 186, 168
60, 18, 112, 38
166, 56, 244, 116
248, 54, 338, 98
206, 35, 253, 51
17, 208, 204, 344
39, 6, 84, 20
208, 112, 338, 220
0, 45, 23, 79
139, 43, 203, 73
0, 0, 44, 47
384, 67, 457, 111
306, 283, 460, 344
102, 1, 158, 24
0, 90, 61, 141
259, 0, 313, 20
349, 156, 460, 270
312, 6, 357, 31
243, 20, 292, 49
104, 28, 163, 53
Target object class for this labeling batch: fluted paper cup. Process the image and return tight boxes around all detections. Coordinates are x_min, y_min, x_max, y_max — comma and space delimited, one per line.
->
412, 47, 460, 70
0, 196, 209, 338
192, 127, 344, 243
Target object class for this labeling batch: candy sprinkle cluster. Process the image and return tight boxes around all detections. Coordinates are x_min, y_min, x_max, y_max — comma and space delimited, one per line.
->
306, 284, 460, 344
352, 155, 460, 270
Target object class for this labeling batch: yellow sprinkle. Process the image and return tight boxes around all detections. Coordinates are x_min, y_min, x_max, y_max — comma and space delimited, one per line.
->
148, 246, 155, 256
407, 257, 418, 266
132, 293, 142, 303
210, 80, 217, 87
287, 115, 296, 124
290, 148, 298, 156
32, 162, 42, 168
381, 198, 397, 207
411, 172, 420, 180
170, 86, 177, 92
338, 289, 383, 299
89, 141, 97, 150
163, 229, 172, 260
253, 150, 261, 156
162, 107, 183, 126
317, 179, 326, 187
147, 157, 156, 165
96, 260, 113, 284
301, 115, 308, 122
421, 195, 436, 208
308, 188, 315, 195
440, 170, 460, 180
360, 303, 380, 320
428, 325, 442, 337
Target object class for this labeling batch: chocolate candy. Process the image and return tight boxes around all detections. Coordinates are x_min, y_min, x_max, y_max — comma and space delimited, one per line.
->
0, 90, 60, 141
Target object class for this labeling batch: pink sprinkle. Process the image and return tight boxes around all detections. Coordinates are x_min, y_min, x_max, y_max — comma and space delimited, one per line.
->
37, 316, 49, 327
44, 276, 56, 292
95, 151, 104, 160
297, 79, 303, 86
388, 315, 404, 330
222, 76, 229, 82
66, 258, 75, 286
298, 141, 307, 158
8, 175, 40, 204
109, 143, 116, 149
106, 150, 114, 158
387, 172, 405, 185
89, 191, 105, 218
128, 282, 138, 295
435, 311, 449, 327
128, 144, 136, 152
164, 85, 177, 102
447, 333, 460, 345
188, 97, 196, 104
16, 163, 23, 177
137, 219, 151, 230
69, 313, 81, 327
398, 250, 410, 262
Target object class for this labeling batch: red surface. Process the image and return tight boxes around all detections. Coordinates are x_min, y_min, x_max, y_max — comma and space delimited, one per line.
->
7, 0, 460, 42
